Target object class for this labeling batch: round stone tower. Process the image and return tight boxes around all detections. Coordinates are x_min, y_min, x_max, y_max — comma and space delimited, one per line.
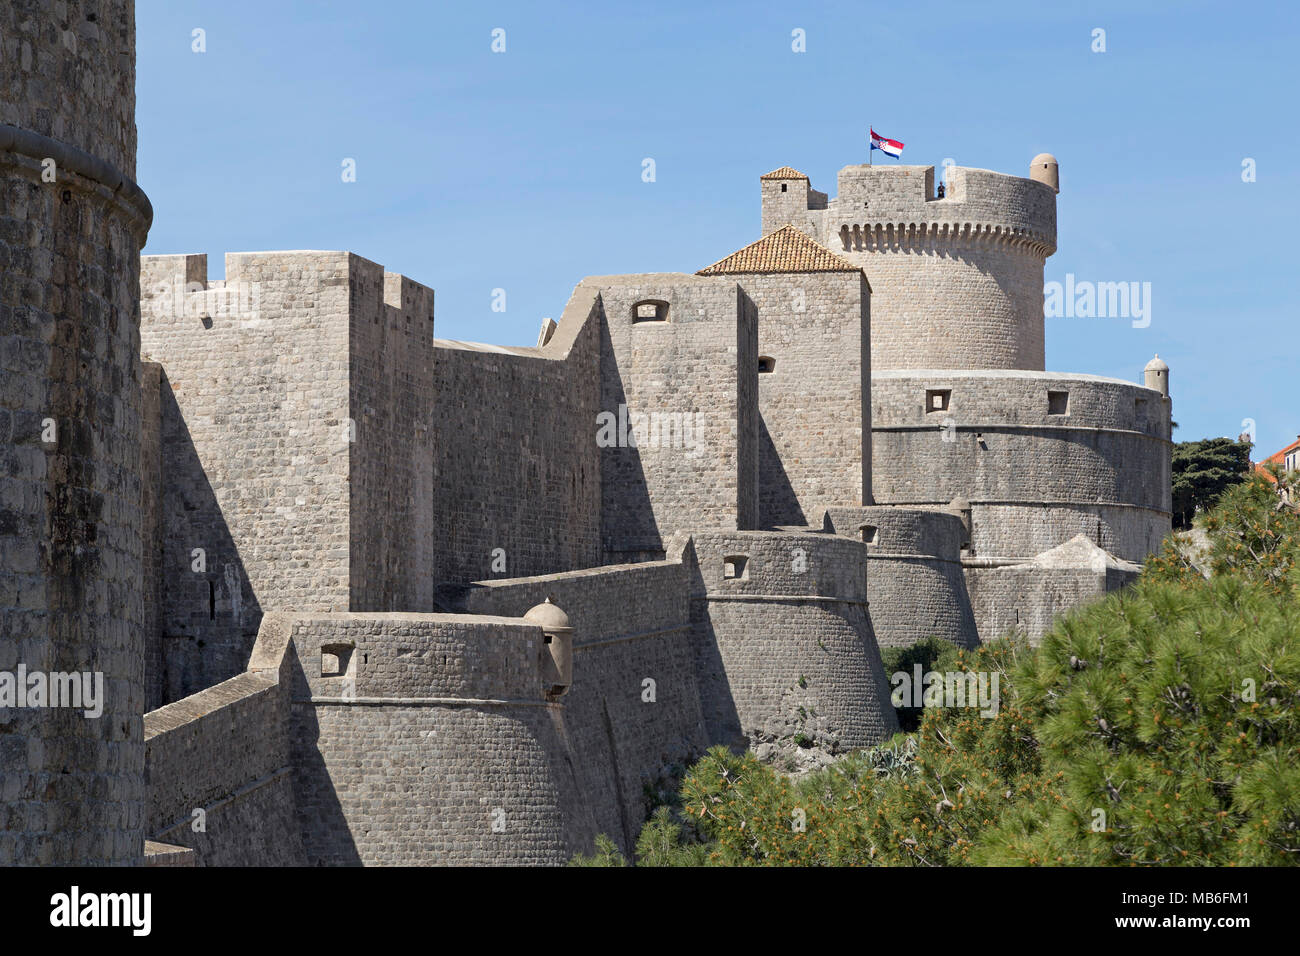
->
762, 159, 1058, 371
0, 1, 152, 864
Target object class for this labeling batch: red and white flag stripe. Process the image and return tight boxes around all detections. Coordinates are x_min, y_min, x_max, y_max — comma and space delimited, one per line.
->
870, 128, 904, 159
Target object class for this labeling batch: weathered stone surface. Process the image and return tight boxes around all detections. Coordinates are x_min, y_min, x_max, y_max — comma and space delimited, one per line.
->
0, 4, 1174, 865
0, 0, 148, 866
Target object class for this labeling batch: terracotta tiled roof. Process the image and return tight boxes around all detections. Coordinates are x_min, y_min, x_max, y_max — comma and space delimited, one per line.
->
1256, 436, 1300, 483
760, 166, 809, 180
697, 225, 862, 276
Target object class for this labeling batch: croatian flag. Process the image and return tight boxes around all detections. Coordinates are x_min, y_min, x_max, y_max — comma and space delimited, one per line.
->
870, 128, 904, 159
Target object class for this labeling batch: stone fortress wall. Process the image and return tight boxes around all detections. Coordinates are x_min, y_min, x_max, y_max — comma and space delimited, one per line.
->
823, 506, 979, 650
0, 3, 1175, 866
430, 286, 603, 587
705, 268, 871, 528
871, 370, 1172, 564
139, 252, 373, 700
763, 157, 1171, 646
591, 274, 759, 562
687, 530, 899, 754
127, 150, 1169, 866
452, 547, 706, 854
0, 0, 151, 865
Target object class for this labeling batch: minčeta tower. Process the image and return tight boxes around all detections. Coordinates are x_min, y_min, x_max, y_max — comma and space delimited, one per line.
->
760, 156, 1170, 638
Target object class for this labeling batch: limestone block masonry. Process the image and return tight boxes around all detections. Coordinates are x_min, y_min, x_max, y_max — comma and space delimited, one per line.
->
1, 0, 151, 865
824, 506, 979, 650
688, 530, 899, 753
3, 8, 1174, 867
871, 370, 1172, 564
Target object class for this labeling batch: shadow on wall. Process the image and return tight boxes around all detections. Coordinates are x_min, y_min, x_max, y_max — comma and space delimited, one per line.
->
758, 414, 805, 529
157, 373, 262, 704
683, 545, 746, 750
598, 316, 662, 562
282, 645, 363, 866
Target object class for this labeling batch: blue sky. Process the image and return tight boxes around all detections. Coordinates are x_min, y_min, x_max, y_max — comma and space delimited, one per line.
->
137, 1, 1298, 456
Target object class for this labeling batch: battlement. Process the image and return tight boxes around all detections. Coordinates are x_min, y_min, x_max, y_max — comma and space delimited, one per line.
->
762, 162, 1057, 256
140, 251, 436, 332
833, 165, 1055, 244
760, 157, 1060, 372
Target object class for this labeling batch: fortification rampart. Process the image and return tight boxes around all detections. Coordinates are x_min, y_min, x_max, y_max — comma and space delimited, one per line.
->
139, 251, 446, 699
280, 613, 596, 865
453, 550, 706, 852
144, 665, 303, 867
872, 370, 1172, 563
430, 286, 602, 586
703, 270, 870, 527
823, 506, 978, 649
964, 535, 1140, 644
688, 531, 898, 755
348, 258, 437, 612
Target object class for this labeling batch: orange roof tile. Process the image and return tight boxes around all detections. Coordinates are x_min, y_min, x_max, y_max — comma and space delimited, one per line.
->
697, 225, 862, 276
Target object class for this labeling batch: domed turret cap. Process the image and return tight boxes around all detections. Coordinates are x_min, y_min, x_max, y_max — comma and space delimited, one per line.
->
1030, 153, 1060, 193
524, 597, 572, 633
1144, 354, 1169, 372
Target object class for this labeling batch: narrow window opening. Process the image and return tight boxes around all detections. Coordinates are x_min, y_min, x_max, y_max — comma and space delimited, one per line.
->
926, 389, 951, 413
758, 356, 776, 373
780, 183, 788, 193
860, 524, 880, 545
632, 299, 669, 324
1048, 390, 1069, 415
321, 643, 355, 678
723, 555, 749, 580
208, 580, 215, 620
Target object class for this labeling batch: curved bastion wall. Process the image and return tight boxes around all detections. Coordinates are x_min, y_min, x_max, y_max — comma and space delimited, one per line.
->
823, 506, 978, 650
283, 613, 597, 866
688, 530, 898, 753
0, 0, 150, 864
871, 370, 1172, 564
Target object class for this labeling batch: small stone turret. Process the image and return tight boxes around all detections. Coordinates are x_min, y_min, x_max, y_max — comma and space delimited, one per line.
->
1144, 354, 1169, 396
1030, 153, 1060, 193
524, 598, 574, 700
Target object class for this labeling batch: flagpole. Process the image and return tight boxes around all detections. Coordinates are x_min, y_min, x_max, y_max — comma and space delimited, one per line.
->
869, 126, 872, 166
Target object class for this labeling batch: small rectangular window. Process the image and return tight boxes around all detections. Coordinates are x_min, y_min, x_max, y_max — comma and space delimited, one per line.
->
860, 524, 880, 545
925, 389, 950, 413
723, 555, 749, 580
1048, 390, 1069, 415
758, 356, 776, 373
321, 643, 355, 678
632, 299, 669, 323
